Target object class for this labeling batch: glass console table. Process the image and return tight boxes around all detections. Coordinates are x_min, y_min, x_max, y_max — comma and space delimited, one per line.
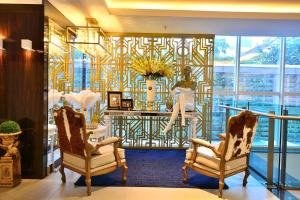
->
104, 110, 199, 149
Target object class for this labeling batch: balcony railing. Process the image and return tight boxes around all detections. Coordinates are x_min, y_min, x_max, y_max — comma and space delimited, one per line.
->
219, 104, 300, 189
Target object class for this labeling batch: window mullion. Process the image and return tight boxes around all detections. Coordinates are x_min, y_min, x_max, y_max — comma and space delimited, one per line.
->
279, 37, 286, 107
235, 36, 241, 107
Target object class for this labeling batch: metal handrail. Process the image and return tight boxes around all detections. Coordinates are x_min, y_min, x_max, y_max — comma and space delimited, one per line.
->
218, 104, 300, 190
218, 105, 300, 120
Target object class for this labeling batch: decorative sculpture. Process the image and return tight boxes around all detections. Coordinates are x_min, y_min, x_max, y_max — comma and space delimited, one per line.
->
163, 66, 196, 134
64, 90, 101, 128
0, 121, 22, 187
64, 90, 101, 117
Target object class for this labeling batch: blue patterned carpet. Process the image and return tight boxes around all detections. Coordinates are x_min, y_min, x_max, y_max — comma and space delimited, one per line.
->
75, 149, 228, 189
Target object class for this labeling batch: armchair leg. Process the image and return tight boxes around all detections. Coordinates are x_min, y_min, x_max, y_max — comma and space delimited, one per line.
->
243, 168, 250, 187
59, 164, 66, 183
122, 163, 128, 183
182, 163, 188, 183
218, 177, 225, 198
85, 174, 91, 196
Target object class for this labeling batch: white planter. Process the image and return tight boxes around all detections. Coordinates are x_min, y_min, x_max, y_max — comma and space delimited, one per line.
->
146, 79, 156, 102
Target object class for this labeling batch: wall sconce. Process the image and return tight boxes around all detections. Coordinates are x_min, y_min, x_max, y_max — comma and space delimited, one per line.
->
0, 39, 5, 50
21, 39, 43, 53
21, 39, 33, 51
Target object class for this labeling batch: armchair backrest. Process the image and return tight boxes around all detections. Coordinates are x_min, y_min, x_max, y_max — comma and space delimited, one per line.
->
224, 110, 258, 161
53, 106, 87, 158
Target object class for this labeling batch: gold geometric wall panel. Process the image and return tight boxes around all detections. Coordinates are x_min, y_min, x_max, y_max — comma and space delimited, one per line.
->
93, 33, 215, 143
48, 28, 215, 146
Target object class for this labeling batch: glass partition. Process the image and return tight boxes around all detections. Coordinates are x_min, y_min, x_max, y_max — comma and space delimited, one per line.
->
285, 117, 300, 187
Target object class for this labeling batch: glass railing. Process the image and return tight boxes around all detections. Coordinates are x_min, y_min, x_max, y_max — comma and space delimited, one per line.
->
218, 104, 300, 189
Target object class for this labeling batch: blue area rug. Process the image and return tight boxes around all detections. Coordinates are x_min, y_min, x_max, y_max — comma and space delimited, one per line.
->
75, 149, 228, 189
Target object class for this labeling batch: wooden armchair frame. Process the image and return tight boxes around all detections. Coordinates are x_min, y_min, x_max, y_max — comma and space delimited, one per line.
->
182, 110, 258, 198
54, 106, 127, 195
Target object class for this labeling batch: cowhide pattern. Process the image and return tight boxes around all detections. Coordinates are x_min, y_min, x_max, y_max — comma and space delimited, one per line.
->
225, 110, 258, 161
54, 107, 86, 157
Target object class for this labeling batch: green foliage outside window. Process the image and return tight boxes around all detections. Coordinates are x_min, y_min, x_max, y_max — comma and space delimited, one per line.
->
216, 37, 300, 65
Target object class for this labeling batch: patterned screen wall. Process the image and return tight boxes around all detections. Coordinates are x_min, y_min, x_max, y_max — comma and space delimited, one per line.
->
48, 25, 215, 146
92, 33, 215, 142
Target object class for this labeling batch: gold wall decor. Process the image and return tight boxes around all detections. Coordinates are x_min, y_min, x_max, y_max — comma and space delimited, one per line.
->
99, 33, 215, 144
111, 114, 193, 149
47, 19, 74, 92
48, 25, 215, 147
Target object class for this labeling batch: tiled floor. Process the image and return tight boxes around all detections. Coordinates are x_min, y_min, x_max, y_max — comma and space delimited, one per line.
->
0, 169, 278, 200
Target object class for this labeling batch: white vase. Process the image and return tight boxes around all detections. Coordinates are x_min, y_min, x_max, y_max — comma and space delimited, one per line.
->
146, 79, 156, 103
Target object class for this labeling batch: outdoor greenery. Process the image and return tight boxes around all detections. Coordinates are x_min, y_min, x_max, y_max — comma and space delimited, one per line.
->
214, 38, 235, 63
286, 38, 300, 65
215, 37, 300, 65
0, 120, 21, 134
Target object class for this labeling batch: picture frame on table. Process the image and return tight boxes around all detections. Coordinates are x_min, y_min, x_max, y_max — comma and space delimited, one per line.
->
107, 91, 122, 110
121, 99, 133, 110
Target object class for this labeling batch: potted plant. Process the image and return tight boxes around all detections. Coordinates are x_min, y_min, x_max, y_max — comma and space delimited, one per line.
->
0, 120, 22, 149
129, 56, 175, 108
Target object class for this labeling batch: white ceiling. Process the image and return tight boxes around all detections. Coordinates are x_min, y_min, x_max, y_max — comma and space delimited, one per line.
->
49, 0, 300, 36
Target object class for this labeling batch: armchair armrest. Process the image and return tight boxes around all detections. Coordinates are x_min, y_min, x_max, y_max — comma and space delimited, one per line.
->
190, 138, 221, 159
191, 138, 211, 148
93, 137, 122, 167
96, 137, 120, 148
217, 133, 226, 140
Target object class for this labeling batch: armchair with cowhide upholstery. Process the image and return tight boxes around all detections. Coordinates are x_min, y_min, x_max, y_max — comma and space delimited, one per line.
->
182, 110, 258, 198
53, 106, 127, 195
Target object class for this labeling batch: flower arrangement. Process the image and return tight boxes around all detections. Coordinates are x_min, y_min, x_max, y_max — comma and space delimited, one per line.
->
129, 56, 175, 80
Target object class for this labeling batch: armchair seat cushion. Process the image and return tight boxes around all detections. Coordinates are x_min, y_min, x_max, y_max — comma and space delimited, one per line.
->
63, 146, 125, 170
186, 146, 247, 171
190, 162, 247, 176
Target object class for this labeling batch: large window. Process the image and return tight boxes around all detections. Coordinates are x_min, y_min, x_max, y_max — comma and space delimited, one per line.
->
213, 36, 300, 147
284, 37, 300, 146
212, 36, 237, 138
285, 37, 300, 95
73, 49, 91, 91
240, 37, 281, 93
